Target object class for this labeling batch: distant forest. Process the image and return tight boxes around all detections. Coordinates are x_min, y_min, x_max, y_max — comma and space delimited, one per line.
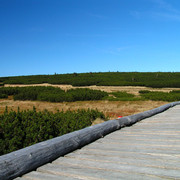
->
1, 72, 180, 88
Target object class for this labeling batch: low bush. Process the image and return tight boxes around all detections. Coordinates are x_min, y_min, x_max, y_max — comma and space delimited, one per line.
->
139, 90, 180, 101
0, 87, 108, 102
106, 91, 142, 101
0, 107, 107, 155
0, 94, 8, 99
138, 90, 151, 94
111, 91, 135, 98
67, 88, 108, 101
171, 90, 180, 93
0, 87, 20, 95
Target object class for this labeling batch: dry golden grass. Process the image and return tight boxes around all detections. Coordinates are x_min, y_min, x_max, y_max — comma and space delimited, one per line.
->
1, 84, 173, 119
5, 83, 180, 95
0, 98, 167, 119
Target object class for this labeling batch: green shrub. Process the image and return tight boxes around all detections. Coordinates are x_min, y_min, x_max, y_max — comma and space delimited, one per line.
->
170, 90, 180, 93
0, 107, 107, 155
0, 86, 108, 102
0, 94, 8, 99
0, 87, 20, 95
106, 91, 142, 101
139, 90, 180, 101
139, 90, 151, 94
67, 88, 108, 101
111, 91, 135, 98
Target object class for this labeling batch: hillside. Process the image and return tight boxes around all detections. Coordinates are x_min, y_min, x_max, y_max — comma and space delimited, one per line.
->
1, 72, 180, 88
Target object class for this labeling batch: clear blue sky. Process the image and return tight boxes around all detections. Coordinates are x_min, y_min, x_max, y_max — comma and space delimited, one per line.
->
1, 0, 180, 77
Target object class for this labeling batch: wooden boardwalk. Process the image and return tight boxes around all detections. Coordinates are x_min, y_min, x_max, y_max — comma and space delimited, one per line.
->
16, 105, 180, 180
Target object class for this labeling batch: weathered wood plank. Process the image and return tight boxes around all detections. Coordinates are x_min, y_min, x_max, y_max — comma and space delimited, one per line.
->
37, 162, 160, 180
70, 148, 180, 162
65, 152, 180, 169
82, 142, 180, 154
53, 157, 180, 179
20, 171, 80, 180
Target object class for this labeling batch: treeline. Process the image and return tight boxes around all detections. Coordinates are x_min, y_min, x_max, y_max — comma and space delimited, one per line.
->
0, 107, 106, 155
1, 72, 180, 88
0, 86, 108, 102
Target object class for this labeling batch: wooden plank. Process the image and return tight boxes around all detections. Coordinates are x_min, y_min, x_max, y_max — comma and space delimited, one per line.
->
21, 171, 80, 180
82, 141, 180, 155
53, 157, 180, 179
37, 162, 160, 180
65, 152, 180, 169
68, 148, 180, 162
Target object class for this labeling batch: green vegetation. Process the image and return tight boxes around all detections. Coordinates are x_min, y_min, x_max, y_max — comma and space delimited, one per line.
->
105, 90, 180, 102
1, 72, 180, 88
2, 72, 180, 156
105, 91, 142, 101
107, 90, 180, 102
139, 90, 180, 101
0, 94, 8, 99
1, 86, 180, 102
0, 86, 108, 102
0, 107, 106, 155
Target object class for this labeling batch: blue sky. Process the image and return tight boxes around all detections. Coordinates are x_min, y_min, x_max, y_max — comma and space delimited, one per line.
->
1, 0, 180, 77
